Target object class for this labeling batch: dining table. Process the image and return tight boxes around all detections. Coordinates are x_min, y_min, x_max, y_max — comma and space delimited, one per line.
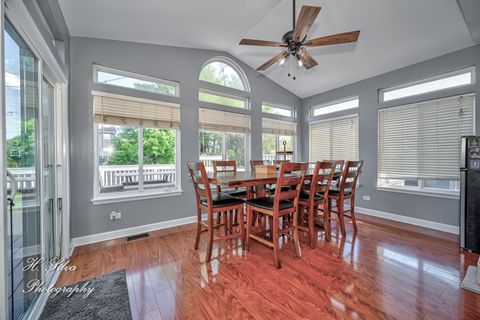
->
207, 168, 342, 199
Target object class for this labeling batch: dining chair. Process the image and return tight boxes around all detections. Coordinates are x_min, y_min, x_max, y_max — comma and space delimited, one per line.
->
298, 161, 336, 247
245, 162, 307, 268
250, 160, 266, 171
212, 160, 247, 198
187, 161, 245, 262
327, 160, 364, 236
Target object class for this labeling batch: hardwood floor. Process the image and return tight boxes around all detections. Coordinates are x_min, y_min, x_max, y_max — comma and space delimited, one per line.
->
57, 215, 480, 320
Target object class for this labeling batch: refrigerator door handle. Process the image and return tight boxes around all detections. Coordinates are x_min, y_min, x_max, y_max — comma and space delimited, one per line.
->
460, 170, 466, 248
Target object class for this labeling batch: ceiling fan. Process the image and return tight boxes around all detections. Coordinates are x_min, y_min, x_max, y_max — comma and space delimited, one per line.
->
239, 0, 360, 75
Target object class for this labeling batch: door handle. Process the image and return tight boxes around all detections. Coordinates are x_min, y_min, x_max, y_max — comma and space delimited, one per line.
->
6, 170, 17, 200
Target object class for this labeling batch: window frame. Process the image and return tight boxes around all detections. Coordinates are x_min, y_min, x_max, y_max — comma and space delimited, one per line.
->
262, 101, 296, 118
199, 57, 250, 92
262, 133, 297, 162
376, 93, 476, 198
310, 96, 359, 117
92, 124, 182, 205
93, 64, 180, 97
198, 129, 250, 172
309, 113, 359, 162
379, 67, 476, 103
199, 88, 250, 110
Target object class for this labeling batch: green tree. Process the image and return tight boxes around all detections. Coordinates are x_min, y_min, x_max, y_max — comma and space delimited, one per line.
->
7, 118, 36, 168
133, 82, 176, 96
107, 127, 176, 165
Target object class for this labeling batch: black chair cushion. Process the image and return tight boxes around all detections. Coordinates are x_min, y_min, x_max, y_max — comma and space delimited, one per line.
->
266, 185, 292, 193
299, 190, 323, 201
223, 188, 247, 197
246, 197, 293, 210
329, 188, 352, 196
200, 194, 244, 208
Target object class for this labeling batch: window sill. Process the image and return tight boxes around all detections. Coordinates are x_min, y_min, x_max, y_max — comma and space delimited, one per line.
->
376, 186, 459, 200
91, 189, 183, 205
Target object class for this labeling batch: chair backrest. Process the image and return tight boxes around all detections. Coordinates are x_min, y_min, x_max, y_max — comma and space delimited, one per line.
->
212, 160, 237, 174
273, 160, 291, 165
273, 162, 308, 210
250, 160, 266, 171
187, 161, 213, 207
323, 160, 345, 172
308, 161, 336, 200
339, 160, 364, 194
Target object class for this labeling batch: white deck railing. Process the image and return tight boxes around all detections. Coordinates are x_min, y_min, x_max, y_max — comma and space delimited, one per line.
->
98, 164, 176, 189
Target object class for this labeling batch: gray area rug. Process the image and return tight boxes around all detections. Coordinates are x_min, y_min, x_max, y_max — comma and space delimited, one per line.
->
40, 269, 132, 320
461, 266, 480, 294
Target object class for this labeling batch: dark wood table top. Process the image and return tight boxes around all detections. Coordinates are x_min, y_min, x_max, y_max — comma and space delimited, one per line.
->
207, 169, 341, 187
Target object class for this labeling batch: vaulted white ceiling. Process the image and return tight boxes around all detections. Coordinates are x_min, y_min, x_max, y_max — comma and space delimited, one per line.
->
58, 0, 475, 98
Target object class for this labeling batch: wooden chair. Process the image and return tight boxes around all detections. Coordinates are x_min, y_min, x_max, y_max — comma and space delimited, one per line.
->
327, 160, 364, 237
187, 162, 245, 262
245, 162, 307, 268
298, 161, 336, 247
212, 160, 247, 198
323, 160, 344, 188
250, 160, 266, 171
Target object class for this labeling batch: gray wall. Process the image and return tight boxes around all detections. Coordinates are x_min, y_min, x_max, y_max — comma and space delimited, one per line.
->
69, 37, 301, 238
301, 44, 480, 227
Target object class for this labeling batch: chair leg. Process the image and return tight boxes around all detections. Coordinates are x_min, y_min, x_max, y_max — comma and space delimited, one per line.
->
350, 198, 358, 232
308, 204, 315, 249
323, 200, 331, 242
245, 206, 252, 251
217, 211, 221, 225
206, 213, 214, 262
194, 207, 202, 250
337, 199, 346, 237
272, 215, 281, 268
223, 211, 229, 236
292, 209, 302, 258
238, 208, 245, 249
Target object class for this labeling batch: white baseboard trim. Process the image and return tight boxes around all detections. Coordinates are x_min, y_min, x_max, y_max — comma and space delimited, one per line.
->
356, 207, 459, 235
71, 214, 205, 249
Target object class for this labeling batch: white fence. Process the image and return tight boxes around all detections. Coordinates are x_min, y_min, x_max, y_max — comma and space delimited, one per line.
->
98, 164, 176, 190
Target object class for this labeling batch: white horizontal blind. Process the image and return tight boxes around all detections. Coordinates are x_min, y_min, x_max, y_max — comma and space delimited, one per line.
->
93, 91, 180, 128
309, 115, 359, 161
378, 95, 474, 180
199, 108, 250, 133
262, 118, 296, 136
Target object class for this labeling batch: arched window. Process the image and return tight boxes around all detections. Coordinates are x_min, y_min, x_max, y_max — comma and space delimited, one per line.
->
198, 57, 250, 171
199, 59, 249, 92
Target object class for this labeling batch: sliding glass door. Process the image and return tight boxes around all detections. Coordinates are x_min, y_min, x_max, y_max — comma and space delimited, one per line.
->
5, 21, 42, 319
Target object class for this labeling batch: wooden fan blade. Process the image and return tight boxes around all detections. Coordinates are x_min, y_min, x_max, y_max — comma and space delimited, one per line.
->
257, 51, 288, 71
293, 6, 321, 42
239, 39, 286, 47
304, 30, 360, 47
298, 49, 318, 70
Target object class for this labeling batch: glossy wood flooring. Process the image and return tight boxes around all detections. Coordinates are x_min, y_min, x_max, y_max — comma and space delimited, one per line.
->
57, 215, 480, 320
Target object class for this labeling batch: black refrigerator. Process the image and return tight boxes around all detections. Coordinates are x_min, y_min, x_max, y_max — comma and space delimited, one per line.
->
460, 136, 480, 253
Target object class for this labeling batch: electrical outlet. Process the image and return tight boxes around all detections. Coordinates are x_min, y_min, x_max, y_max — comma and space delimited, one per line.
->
110, 211, 122, 220
363, 195, 371, 201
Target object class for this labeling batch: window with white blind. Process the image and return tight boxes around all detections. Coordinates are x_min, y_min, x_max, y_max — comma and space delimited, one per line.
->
262, 118, 296, 161
199, 108, 250, 171
309, 115, 359, 161
92, 91, 181, 202
377, 94, 475, 196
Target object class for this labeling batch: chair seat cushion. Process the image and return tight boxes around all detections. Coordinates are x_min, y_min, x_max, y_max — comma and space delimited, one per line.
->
299, 190, 323, 201
223, 188, 247, 197
200, 194, 244, 208
266, 185, 291, 193
329, 188, 352, 196
246, 197, 293, 210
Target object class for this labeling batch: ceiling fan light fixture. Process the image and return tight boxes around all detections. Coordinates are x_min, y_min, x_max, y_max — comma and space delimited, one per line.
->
279, 55, 289, 66
297, 59, 303, 68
